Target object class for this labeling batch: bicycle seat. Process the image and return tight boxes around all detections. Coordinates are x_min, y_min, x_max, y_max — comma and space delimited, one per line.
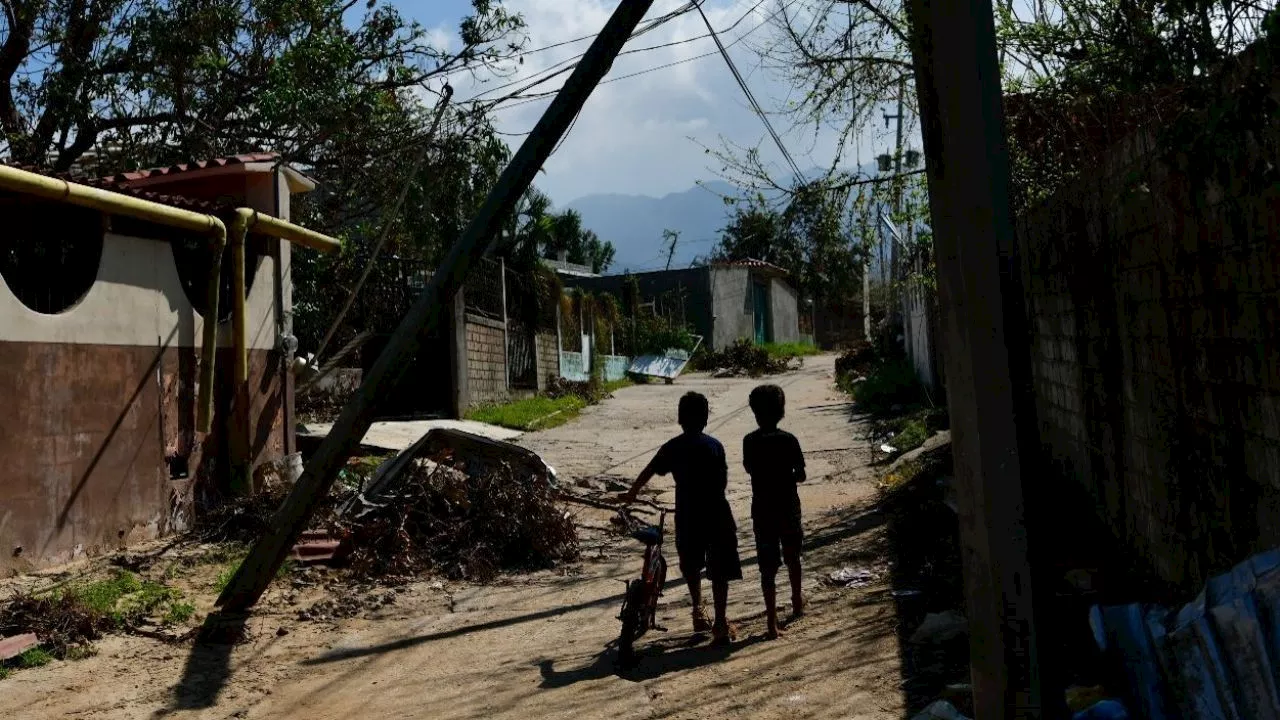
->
631, 526, 661, 546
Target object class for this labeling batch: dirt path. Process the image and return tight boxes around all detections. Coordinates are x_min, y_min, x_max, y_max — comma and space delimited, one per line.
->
1, 354, 907, 719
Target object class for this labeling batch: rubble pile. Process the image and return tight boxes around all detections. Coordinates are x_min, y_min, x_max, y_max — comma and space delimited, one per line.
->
0, 592, 111, 658
336, 460, 579, 581
695, 339, 792, 377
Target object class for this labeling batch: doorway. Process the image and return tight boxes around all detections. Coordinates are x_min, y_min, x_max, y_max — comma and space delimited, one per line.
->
752, 281, 771, 344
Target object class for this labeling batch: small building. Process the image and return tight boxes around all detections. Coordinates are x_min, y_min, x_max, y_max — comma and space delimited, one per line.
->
562, 259, 802, 351
0, 154, 337, 573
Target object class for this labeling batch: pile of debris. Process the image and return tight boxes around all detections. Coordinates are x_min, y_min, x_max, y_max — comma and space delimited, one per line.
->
696, 339, 793, 377
0, 592, 111, 659
330, 428, 578, 582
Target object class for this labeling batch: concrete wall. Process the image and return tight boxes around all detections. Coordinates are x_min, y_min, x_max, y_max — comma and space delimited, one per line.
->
710, 266, 752, 350
903, 284, 943, 392
1016, 63, 1280, 592
463, 313, 508, 409
768, 277, 800, 344
0, 227, 287, 572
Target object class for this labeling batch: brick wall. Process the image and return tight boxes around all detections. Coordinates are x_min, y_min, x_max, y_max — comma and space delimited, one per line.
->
465, 313, 508, 408
1016, 67, 1280, 592
535, 332, 559, 390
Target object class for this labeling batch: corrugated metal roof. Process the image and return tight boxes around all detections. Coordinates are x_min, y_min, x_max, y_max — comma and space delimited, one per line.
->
106, 152, 280, 184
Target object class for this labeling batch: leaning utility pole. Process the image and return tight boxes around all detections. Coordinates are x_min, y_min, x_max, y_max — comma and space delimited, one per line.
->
217, 0, 659, 612
906, 0, 1052, 717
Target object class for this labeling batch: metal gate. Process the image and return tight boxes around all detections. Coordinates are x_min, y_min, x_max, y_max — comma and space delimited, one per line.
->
507, 316, 538, 389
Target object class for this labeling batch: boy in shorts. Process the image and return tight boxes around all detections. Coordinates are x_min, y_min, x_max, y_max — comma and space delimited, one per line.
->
743, 384, 806, 639
622, 391, 742, 644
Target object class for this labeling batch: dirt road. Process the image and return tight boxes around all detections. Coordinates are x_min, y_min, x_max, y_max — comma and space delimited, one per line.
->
1, 354, 907, 719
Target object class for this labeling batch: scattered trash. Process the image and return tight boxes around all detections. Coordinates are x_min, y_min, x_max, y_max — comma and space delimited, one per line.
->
827, 566, 878, 588
892, 589, 923, 599
880, 443, 899, 454
0, 632, 39, 661
910, 699, 970, 720
909, 610, 969, 644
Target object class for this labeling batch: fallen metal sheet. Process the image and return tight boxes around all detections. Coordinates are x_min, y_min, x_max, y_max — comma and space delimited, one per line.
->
298, 419, 523, 454
1092, 547, 1280, 720
0, 633, 39, 661
627, 335, 703, 380
338, 427, 558, 519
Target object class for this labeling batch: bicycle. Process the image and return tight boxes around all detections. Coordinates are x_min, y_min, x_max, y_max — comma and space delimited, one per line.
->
615, 506, 669, 666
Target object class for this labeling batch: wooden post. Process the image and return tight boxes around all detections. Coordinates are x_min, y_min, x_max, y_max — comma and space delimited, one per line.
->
216, 0, 658, 611
905, 0, 1053, 716
451, 288, 469, 418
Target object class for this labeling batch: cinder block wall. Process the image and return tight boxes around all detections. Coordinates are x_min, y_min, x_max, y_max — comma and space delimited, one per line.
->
1016, 60, 1280, 592
465, 314, 508, 408
535, 332, 559, 390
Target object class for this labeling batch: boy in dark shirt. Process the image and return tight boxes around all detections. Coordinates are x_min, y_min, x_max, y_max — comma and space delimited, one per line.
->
743, 384, 806, 639
621, 391, 742, 644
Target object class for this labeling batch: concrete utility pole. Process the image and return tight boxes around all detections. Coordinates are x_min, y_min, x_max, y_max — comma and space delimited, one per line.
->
216, 0, 659, 612
906, 0, 1053, 717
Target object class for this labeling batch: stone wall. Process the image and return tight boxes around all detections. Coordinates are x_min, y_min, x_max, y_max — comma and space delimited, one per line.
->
1016, 64, 1280, 592
464, 313, 508, 408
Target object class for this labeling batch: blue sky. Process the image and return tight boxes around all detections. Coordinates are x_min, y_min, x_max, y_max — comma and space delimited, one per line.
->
395, 1, 916, 205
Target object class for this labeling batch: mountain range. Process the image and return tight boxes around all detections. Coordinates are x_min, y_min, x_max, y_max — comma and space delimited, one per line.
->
565, 164, 882, 275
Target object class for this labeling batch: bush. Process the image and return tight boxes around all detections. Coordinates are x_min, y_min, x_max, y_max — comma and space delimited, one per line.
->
848, 357, 924, 414
761, 341, 820, 359
618, 315, 696, 357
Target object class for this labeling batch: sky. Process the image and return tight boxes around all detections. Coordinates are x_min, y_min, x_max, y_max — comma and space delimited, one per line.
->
401, 0, 916, 205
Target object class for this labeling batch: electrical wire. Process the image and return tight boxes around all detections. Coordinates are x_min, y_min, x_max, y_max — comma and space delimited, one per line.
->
692, 0, 805, 183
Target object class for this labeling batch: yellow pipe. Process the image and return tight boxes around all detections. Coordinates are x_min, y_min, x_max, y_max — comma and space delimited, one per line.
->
0, 165, 228, 433
236, 208, 341, 253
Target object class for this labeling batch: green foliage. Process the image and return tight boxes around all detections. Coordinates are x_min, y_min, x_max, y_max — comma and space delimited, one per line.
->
761, 341, 820, 359
619, 315, 696, 357
466, 395, 587, 431
15, 647, 54, 668
844, 357, 925, 415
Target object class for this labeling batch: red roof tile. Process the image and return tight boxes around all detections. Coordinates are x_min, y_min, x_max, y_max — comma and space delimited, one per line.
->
106, 152, 280, 184
1, 161, 233, 213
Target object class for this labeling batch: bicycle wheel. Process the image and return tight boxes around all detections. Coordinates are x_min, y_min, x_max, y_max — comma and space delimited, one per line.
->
618, 580, 646, 664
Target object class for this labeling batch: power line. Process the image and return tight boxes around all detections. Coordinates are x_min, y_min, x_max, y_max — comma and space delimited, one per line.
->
693, 0, 805, 183
489, 0, 788, 117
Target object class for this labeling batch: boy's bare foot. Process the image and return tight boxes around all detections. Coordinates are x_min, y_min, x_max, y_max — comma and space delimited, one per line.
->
691, 606, 713, 633
766, 625, 786, 640
790, 595, 806, 618
711, 621, 738, 646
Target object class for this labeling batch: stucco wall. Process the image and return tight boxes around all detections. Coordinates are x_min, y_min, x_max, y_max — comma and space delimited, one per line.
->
0, 229, 287, 572
768, 277, 800, 344
710, 266, 752, 350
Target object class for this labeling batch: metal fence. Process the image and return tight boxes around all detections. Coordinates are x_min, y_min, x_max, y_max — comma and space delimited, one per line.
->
464, 257, 505, 320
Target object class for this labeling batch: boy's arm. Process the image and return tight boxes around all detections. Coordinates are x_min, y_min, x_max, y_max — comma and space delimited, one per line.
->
622, 456, 661, 503
792, 435, 807, 483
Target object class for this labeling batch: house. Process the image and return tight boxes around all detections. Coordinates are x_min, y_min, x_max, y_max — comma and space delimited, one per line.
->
561, 259, 802, 351
0, 153, 339, 573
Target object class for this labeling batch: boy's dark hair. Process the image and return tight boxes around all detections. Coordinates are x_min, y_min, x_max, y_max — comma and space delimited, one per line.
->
749, 384, 786, 425
678, 392, 710, 432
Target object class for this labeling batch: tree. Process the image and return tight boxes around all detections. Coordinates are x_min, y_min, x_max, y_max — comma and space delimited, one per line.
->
0, 0, 524, 175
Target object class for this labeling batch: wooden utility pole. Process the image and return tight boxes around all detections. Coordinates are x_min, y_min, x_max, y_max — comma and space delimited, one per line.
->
217, 0, 659, 612
906, 0, 1053, 717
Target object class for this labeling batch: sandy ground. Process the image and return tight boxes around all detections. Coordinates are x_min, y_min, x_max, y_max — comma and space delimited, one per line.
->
1, 354, 907, 719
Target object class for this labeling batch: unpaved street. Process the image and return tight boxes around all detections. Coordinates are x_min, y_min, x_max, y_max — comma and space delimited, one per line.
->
1, 355, 907, 719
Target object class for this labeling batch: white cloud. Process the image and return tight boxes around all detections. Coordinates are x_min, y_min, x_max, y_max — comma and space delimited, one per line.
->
443, 0, 897, 205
